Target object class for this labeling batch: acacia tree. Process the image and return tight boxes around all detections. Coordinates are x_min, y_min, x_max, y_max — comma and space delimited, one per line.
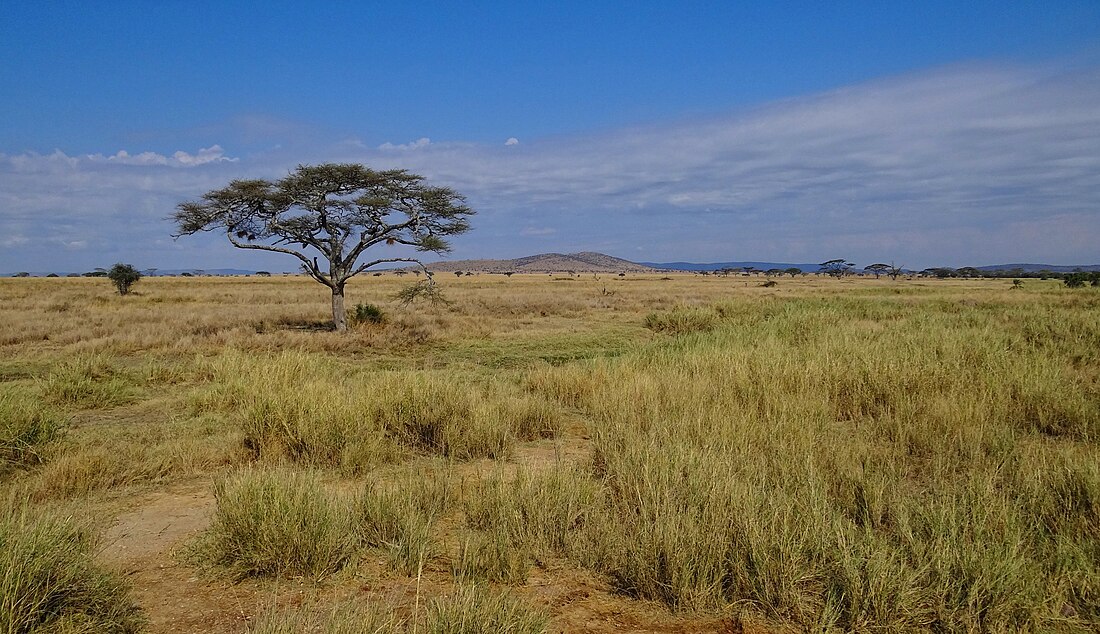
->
173, 163, 473, 331
107, 263, 142, 295
819, 259, 854, 278
864, 263, 890, 279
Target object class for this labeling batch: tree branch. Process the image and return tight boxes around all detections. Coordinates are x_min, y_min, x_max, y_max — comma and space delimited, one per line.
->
227, 231, 334, 288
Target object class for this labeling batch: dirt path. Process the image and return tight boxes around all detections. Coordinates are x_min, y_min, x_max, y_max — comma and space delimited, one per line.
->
95, 435, 768, 633
100, 480, 265, 633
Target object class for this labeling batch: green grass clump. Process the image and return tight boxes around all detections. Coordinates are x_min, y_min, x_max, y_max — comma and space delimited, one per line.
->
643, 306, 719, 334
0, 508, 143, 633
195, 351, 563, 469
249, 602, 403, 634
0, 392, 63, 473
355, 471, 452, 574
426, 586, 548, 634
517, 294, 1100, 629
38, 354, 138, 410
199, 468, 356, 580
349, 302, 386, 327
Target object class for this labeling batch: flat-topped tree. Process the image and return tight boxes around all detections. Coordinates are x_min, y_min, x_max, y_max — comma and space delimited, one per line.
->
173, 163, 473, 331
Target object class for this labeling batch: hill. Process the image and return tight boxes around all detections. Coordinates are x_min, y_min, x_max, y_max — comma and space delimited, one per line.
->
425, 252, 655, 273
642, 260, 825, 272
975, 263, 1100, 273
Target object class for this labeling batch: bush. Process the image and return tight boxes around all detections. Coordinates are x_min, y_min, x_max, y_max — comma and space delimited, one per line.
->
107, 263, 142, 295
350, 302, 386, 326
0, 509, 143, 633
1064, 272, 1100, 288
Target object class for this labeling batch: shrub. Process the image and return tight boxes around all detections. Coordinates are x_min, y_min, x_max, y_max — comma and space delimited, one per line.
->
106, 263, 142, 295
0, 509, 144, 633
1064, 272, 1100, 288
350, 302, 386, 326
198, 468, 356, 579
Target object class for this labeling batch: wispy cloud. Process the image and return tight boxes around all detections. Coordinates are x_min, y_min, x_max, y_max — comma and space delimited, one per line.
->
1, 62, 1098, 272
377, 137, 432, 151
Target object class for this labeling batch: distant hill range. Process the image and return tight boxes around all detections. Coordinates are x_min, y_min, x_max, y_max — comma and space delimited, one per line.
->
641, 260, 826, 272
425, 252, 654, 273
6, 258, 1099, 278
974, 264, 1100, 273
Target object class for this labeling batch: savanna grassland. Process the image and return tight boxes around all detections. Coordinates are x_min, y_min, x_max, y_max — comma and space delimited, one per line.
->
1, 273, 1098, 633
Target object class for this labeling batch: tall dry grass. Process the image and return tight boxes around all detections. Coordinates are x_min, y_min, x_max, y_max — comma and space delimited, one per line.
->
0, 507, 144, 633
1, 274, 1096, 631
510, 292, 1100, 630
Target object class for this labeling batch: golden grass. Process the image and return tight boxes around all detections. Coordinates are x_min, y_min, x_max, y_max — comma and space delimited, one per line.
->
0, 273, 1097, 632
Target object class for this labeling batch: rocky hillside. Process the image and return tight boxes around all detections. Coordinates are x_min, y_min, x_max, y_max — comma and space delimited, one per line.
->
424, 252, 655, 273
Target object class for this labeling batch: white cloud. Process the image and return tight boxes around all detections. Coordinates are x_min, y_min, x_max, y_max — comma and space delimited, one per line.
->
378, 137, 431, 151
505, 137, 519, 146
519, 226, 555, 236
81, 144, 237, 167
2, 62, 1099, 271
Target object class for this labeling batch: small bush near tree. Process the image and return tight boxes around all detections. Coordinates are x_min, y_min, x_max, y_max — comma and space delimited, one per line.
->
107, 263, 142, 295
350, 303, 386, 326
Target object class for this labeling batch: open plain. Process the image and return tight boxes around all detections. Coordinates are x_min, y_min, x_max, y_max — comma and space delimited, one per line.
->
2, 273, 1098, 633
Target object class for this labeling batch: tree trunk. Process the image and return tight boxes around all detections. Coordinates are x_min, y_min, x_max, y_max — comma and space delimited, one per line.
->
332, 286, 347, 332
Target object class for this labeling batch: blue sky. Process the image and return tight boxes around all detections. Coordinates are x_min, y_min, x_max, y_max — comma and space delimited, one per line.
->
2, 1, 1099, 272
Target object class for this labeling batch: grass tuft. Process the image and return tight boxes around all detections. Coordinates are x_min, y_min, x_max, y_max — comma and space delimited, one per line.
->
197, 468, 356, 580
0, 508, 144, 633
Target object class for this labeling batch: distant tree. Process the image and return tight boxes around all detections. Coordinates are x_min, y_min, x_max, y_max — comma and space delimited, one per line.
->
254, 271, 272, 277
83, 270, 107, 277
784, 267, 802, 277
180, 272, 193, 277
864, 263, 890, 279
107, 263, 142, 295
46, 273, 59, 278
765, 268, 783, 277
885, 263, 904, 281
923, 267, 957, 279
13, 272, 30, 278
173, 163, 473, 331
956, 267, 981, 278
1064, 272, 1100, 288
66, 273, 80, 278
819, 259, 854, 278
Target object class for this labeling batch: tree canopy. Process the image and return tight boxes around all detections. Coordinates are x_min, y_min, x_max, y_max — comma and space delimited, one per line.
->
173, 163, 473, 330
